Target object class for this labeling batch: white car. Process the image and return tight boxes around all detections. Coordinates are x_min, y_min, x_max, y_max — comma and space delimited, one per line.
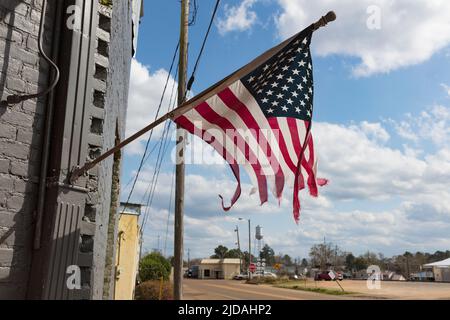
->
233, 274, 249, 280
262, 272, 277, 278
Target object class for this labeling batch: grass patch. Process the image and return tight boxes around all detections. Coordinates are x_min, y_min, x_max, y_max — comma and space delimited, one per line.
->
276, 284, 356, 296
246, 277, 290, 285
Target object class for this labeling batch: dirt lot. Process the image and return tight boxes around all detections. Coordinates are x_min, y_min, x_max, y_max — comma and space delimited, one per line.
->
280, 279, 450, 299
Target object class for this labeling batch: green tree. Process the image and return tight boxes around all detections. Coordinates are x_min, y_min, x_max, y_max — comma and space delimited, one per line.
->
242, 251, 255, 266
300, 258, 308, 267
353, 256, 368, 271
281, 254, 293, 266
139, 252, 171, 281
345, 253, 355, 271
225, 248, 242, 258
260, 244, 275, 265
211, 245, 229, 259
309, 243, 336, 269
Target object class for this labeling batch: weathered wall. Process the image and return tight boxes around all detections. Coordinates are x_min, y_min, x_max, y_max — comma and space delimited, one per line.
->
89, 0, 132, 299
114, 213, 140, 300
0, 0, 54, 299
0, 0, 133, 299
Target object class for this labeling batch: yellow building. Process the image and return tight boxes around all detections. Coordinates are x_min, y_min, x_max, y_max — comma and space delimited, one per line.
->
114, 204, 141, 300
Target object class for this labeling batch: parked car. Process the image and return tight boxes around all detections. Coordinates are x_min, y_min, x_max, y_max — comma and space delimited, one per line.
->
342, 272, 352, 279
315, 271, 344, 281
315, 271, 333, 281
233, 274, 249, 280
290, 273, 307, 280
261, 272, 277, 278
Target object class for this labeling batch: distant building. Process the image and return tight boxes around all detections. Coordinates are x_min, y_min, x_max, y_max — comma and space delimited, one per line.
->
423, 258, 450, 282
410, 271, 434, 281
198, 259, 241, 279
114, 203, 141, 300
390, 274, 406, 281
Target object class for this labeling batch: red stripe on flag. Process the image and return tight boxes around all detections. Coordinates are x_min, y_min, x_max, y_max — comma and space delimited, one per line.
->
218, 88, 285, 200
266, 117, 305, 190
289, 119, 317, 197
194, 102, 269, 205
176, 115, 242, 210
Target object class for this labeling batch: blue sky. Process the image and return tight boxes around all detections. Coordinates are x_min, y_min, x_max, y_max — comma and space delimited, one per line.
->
121, 0, 450, 260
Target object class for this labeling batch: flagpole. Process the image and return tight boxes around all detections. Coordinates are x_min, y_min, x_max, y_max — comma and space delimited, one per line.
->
68, 12, 336, 184
174, 0, 189, 300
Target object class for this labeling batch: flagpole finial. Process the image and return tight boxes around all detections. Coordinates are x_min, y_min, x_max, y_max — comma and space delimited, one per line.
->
313, 11, 336, 31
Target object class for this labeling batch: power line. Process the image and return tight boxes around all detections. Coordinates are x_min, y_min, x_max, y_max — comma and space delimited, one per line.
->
121, 42, 179, 213
187, 0, 221, 91
188, 0, 198, 26
139, 65, 179, 232
135, 0, 222, 247
163, 168, 176, 256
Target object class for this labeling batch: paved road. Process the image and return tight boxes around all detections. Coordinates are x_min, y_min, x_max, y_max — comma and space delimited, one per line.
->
183, 279, 354, 300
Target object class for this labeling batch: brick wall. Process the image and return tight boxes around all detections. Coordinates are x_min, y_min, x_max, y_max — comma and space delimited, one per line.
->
0, 0, 133, 299
0, 0, 54, 299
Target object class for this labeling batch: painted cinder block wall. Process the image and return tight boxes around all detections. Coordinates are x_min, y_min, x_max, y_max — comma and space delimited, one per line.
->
91, 0, 133, 299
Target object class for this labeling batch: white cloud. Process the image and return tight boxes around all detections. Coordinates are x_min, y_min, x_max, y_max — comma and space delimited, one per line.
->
125, 59, 177, 155
130, 105, 450, 258
388, 105, 450, 147
441, 83, 450, 97
353, 121, 390, 143
275, 0, 450, 76
314, 121, 427, 200
217, 0, 258, 35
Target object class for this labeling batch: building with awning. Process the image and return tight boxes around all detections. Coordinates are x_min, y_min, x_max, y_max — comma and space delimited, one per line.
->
423, 258, 450, 282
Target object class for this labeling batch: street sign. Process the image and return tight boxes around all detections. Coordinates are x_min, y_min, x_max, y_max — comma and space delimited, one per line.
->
328, 271, 336, 280
249, 263, 256, 273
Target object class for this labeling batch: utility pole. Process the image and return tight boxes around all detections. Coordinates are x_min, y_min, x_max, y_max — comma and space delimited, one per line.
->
187, 248, 190, 269
248, 219, 252, 280
238, 218, 252, 279
174, 0, 189, 300
335, 245, 338, 270
235, 226, 241, 272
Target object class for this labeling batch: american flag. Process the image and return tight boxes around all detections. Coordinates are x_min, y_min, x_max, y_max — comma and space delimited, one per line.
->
175, 25, 327, 222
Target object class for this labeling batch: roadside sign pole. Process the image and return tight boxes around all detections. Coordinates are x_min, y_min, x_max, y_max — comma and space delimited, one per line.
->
235, 226, 242, 273
335, 279, 345, 292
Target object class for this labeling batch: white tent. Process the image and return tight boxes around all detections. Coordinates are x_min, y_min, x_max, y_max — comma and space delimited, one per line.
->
424, 258, 450, 268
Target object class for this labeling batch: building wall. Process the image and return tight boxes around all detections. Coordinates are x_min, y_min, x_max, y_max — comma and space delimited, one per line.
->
223, 264, 240, 279
0, 0, 135, 299
199, 263, 221, 279
433, 267, 450, 282
89, 0, 133, 299
114, 213, 140, 300
198, 263, 240, 280
0, 0, 54, 299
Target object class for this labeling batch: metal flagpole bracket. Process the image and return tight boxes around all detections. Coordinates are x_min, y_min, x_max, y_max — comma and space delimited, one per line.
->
69, 164, 91, 184
313, 11, 336, 31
